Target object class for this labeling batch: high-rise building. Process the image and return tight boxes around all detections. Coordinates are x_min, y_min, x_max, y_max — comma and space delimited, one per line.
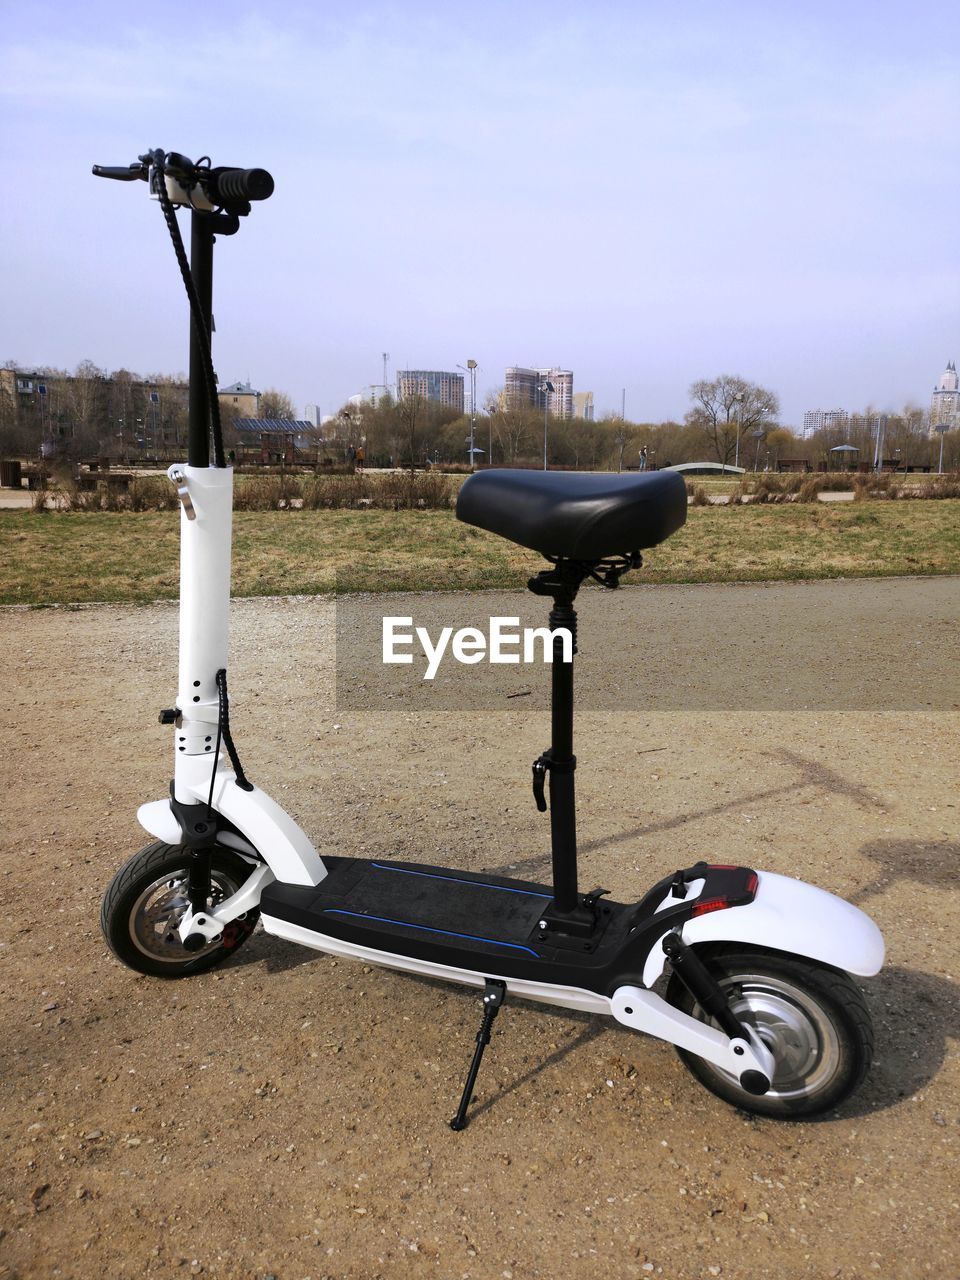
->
396, 370, 464, 412
572, 391, 594, 421
931, 360, 960, 429
505, 366, 574, 418
541, 368, 573, 419
505, 366, 540, 410
802, 408, 848, 438
347, 384, 392, 408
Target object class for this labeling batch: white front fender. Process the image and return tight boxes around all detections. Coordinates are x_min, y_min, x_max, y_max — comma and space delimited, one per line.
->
642, 869, 885, 988
137, 762, 327, 888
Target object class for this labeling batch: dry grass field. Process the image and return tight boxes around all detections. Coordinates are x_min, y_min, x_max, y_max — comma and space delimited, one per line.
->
2, 499, 960, 605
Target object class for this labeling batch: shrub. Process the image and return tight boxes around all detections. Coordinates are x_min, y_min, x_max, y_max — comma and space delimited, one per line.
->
816, 471, 857, 491
127, 477, 179, 512
686, 482, 710, 506
925, 474, 960, 499
412, 470, 454, 509
748, 474, 796, 504
853, 473, 895, 501
233, 475, 304, 511
302, 473, 366, 508
910, 472, 960, 499
797, 477, 823, 503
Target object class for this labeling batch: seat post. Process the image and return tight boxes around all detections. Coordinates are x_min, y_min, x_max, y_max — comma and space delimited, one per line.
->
529, 562, 597, 936
547, 592, 579, 914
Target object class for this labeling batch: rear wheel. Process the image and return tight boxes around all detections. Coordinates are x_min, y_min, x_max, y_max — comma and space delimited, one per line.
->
101, 841, 260, 978
667, 946, 874, 1117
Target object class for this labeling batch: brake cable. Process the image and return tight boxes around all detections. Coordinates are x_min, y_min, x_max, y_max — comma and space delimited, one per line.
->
152, 153, 226, 468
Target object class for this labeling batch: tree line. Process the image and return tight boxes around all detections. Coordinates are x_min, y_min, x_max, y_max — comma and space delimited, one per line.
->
0, 361, 302, 463
3, 361, 957, 473
338, 374, 958, 473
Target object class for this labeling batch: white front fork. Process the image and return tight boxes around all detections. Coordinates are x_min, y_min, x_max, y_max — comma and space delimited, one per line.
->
138, 465, 326, 937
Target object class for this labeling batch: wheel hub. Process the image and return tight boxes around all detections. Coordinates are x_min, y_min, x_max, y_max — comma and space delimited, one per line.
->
720, 974, 841, 1100
129, 870, 234, 963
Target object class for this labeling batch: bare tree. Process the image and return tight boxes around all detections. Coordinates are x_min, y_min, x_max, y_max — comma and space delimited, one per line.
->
260, 388, 297, 419
686, 375, 779, 466
613, 420, 632, 472
394, 391, 425, 477
490, 404, 536, 465
62, 360, 108, 455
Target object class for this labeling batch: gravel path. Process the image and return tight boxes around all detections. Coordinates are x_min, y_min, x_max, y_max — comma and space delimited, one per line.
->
1, 580, 958, 1280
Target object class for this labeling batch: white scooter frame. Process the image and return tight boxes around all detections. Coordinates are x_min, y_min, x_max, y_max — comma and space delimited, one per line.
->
97, 148, 884, 1126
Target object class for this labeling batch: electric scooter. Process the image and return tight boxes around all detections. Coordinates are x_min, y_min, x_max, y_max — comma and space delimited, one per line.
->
94, 150, 884, 1128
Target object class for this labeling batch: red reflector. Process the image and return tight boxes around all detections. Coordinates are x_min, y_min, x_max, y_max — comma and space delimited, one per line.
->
707, 863, 737, 871
746, 873, 759, 895
692, 896, 729, 917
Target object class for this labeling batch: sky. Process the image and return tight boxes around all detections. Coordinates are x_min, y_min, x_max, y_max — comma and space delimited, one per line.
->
1, 0, 958, 428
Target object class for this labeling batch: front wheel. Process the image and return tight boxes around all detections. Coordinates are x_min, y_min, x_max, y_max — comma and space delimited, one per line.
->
101, 841, 261, 978
666, 946, 874, 1118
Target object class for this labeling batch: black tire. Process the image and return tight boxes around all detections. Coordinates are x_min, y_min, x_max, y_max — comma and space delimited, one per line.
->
101, 841, 261, 978
666, 945, 874, 1118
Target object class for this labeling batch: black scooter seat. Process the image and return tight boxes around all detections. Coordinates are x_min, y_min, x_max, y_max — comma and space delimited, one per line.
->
455, 468, 687, 560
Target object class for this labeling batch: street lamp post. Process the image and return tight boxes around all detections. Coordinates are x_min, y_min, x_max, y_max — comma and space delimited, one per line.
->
935, 423, 949, 474
733, 393, 744, 469
752, 427, 765, 472
539, 380, 555, 470
467, 359, 478, 469
873, 415, 887, 472
458, 360, 479, 470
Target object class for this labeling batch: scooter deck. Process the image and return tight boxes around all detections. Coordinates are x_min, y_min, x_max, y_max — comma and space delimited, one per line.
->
260, 856, 761, 994
260, 856, 637, 992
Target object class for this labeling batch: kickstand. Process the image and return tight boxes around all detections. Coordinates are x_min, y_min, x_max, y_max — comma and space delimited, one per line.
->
450, 979, 507, 1131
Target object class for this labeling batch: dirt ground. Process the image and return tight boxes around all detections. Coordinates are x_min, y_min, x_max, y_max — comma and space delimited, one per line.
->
1, 580, 958, 1280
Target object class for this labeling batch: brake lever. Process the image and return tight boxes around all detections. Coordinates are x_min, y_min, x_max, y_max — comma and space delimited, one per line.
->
91, 163, 148, 182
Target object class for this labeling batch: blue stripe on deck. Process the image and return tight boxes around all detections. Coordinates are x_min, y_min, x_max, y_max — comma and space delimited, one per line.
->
371, 862, 551, 898
321, 909, 540, 957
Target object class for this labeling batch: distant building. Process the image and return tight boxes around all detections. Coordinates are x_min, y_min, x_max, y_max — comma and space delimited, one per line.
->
219, 380, 261, 418
505, 366, 574, 419
344, 385, 392, 410
930, 360, 960, 429
572, 391, 594, 421
396, 370, 464, 412
505, 366, 540, 410
303, 403, 322, 426
802, 408, 848, 438
541, 369, 574, 419
234, 418, 315, 465
0, 363, 187, 455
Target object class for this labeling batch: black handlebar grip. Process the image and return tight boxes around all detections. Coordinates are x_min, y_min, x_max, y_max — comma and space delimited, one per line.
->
207, 167, 274, 203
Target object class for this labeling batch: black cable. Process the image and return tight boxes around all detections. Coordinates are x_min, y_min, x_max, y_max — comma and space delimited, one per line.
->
215, 668, 254, 792
205, 668, 254, 820
154, 155, 226, 468
206, 693, 226, 820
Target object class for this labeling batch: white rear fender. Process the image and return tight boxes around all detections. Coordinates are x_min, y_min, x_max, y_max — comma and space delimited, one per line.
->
642, 869, 885, 988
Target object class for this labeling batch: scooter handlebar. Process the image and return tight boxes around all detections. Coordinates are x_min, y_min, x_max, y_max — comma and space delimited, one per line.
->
92, 153, 274, 207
